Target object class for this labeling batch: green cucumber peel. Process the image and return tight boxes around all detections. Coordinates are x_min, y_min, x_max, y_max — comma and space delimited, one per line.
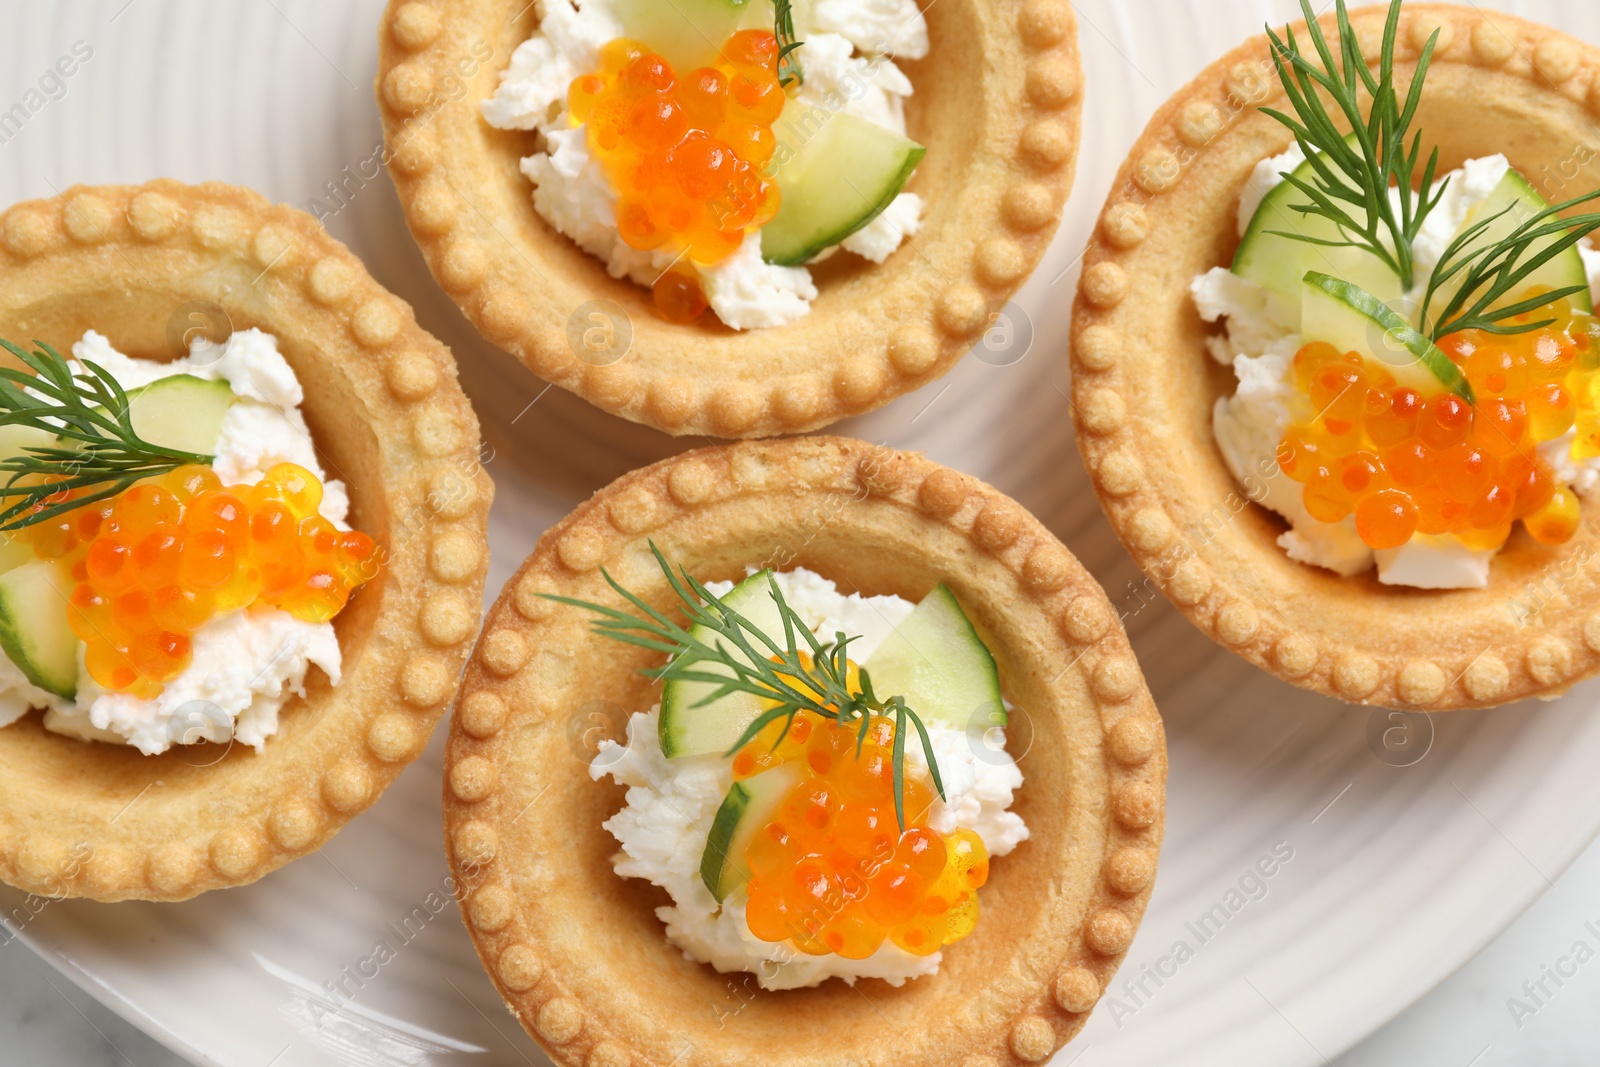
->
1303, 270, 1474, 404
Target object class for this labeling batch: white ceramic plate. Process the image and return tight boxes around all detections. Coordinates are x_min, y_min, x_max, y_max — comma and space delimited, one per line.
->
4, 1, 1600, 1064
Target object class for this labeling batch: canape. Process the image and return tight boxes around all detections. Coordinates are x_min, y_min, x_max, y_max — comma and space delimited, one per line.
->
444, 436, 1165, 1066
1073, 1, 1600, 708
0, 181, 491, 901
377, 0, 1083, 437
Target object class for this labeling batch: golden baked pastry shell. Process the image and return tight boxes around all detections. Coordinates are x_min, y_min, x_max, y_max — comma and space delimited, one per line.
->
443, 436, 1165, 1067
0, 181, 492, 901
377, 0, 1084, 438
1072, 4, 1600, 709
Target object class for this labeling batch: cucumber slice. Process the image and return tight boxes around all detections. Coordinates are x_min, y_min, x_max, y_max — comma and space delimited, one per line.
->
699, 762, 802, 901
0, 374, 234, 699
861, 584, 1004, 728
740, 0, 812, 38
612, 0, 751, 73
69, 374, 234, 455
0, 424, 53, 460
1303, 272, 1473, 402
763, 111, 924, 267
0, 425, 53, 576
659, 570, 786, 758
1427, 168, 1593, 325
122, 374, 235, 455
611, 0, 816, 73
0, 560, 78, 698
1233, 137, 1404, 326
661, 576, 1008, 752
0, 535, 34, 577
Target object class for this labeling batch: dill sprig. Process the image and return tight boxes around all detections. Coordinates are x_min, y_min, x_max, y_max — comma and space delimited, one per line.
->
1263, 0, 1600, 343
1261, 0, 1444, 292
545, 542, 946, 832
774, 0, 803, 87
1422, 189, 1600, 339
0, 339, 213, 531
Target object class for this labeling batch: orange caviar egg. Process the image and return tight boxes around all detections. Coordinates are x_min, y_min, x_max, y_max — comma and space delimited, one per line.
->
1467, 482, 1515, 531
1457, 522, 1513, 552
1527, 383, 1576, 439
1382, 439, 1433, 488
1304, 469, 1350, 523
736, 708, 990, 960
1291, 341, 1341, 390
86, 537, 136, 592
1335, 451, 1384, 497
1471, 397, 1528, 457
569, 32, 787, 320
1464, 344, 1528, 397
1354, 489, 1418, 550
653, 267, 709, 325
109, 484, 182, 534
1309, 361, 1365, 428
722, 28, 780, 72
822, 909, 886, 960
1529, 330, 1577, 381
861, 862, 921, 927
25, 462, 379, 695
892, 914, 947, 957
1279, 293, 1600, 552
1412, 485, 1464, 536
1435, 445, 1489, 503
1367, 387, 1422, 446
834, 803, 896, 864
1510, 460, 1557, 519
1527, 486, 1581, 545
1418, 395, 1472, 451
166, 464, 223, 501
1276, 430, 1320, 483
897, 826, 948, 882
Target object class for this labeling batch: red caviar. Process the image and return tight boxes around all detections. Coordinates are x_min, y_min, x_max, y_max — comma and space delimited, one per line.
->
569, 31, 787, 322
26, 463, 379, 697
1278, 290, 1599, 551
735, 705, 988, 959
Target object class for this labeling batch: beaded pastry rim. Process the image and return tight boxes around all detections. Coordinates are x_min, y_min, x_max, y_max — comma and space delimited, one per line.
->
375, 0, 1084, 439
1072, 3, 1600, 710
443, 436, 1166, 1067
0, 180, 492, 902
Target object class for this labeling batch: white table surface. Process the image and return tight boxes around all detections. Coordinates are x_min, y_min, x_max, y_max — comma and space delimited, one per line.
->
5, 0, 1600, 1064
6, 829, 1600, 1066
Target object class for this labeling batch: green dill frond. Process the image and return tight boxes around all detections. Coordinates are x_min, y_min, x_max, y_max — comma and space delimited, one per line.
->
547, 541, 947, 831
0, 340, 214, 531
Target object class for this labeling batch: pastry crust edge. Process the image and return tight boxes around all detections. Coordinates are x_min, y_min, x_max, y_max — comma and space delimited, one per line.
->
443, 436, 1167, 1066
1071, 4, 1600, 710
0, 180, 493, 901
376, 0, 1084, 438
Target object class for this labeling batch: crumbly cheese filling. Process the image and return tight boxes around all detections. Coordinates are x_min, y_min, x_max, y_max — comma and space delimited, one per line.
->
482, 0, 928, 331
0, 329, 346, 754
1196, 150, 1600, 589
589, 567, 1027, 990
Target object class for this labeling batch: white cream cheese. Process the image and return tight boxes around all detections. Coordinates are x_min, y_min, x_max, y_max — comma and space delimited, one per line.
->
482, 0, 928, 330
0, 329, 348, 755
1198, 151, 1600, 589
590, 568, 1027, 990
1236, 141, 1305, 240
842, 191, 923, 263
811, 0, 928, 59
699, 230, 818, 331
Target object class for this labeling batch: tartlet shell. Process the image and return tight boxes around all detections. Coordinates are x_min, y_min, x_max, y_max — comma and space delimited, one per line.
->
376, 0, 1084, 438
1072, 4, 1600, 709
0, 181, 492, 901
443, 436, 1166, 1067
